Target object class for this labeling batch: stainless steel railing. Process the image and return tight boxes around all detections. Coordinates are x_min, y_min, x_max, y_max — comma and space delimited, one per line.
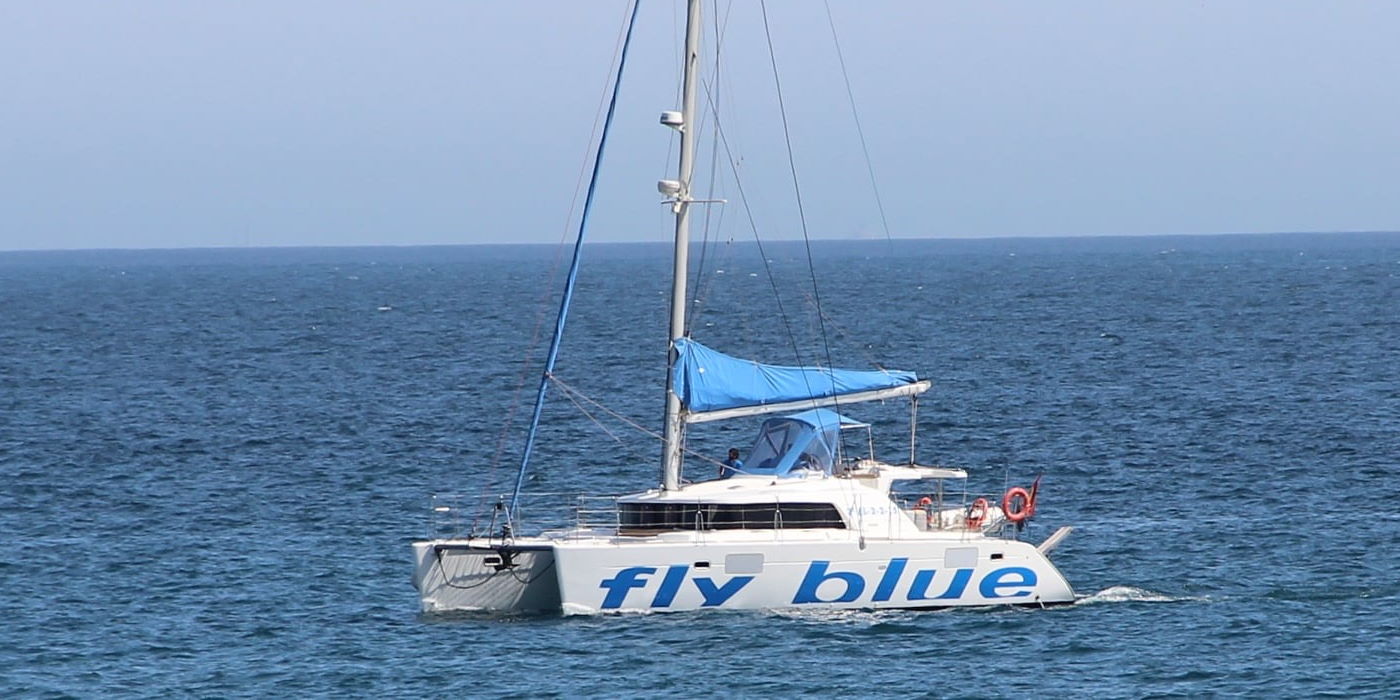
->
427, 492, 605, 540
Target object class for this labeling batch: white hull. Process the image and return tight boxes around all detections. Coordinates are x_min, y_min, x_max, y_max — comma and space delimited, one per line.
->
409, 0, 1086, 621
413, 528, 1073, 615
411, 542, 559, 613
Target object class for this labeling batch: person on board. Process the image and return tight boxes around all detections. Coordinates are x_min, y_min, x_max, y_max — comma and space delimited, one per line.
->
720, 448, 743, 479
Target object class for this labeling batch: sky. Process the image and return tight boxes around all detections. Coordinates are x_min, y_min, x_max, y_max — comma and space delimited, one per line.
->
1, 0, 1397, 251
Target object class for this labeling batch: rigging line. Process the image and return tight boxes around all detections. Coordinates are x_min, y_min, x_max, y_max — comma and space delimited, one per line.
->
822, 0, 895, 253
662, 0, 701, 189
760, 0, 841, 423
657, 0, 684, 231
689, 211, 732, 328
552, 374, 655, 468
508, 0, 643, 531
432, 550, 500, 590
687, 1, 725, 335
507, 558, 558, 585
701, 82, 805, 368
550, 376, 731, 471
554, 379, 624, 445
794, 286, 886, 370
549, 377, 661, 439
432, 550, 558, 590
487, 0, 640, 486
688, 0, 736, 334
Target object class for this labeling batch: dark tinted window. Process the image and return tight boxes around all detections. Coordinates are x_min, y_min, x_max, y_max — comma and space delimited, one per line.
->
618, 502, 845, 531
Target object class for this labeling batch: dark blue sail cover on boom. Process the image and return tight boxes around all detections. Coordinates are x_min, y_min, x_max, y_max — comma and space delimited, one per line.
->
672, 338, 919, 414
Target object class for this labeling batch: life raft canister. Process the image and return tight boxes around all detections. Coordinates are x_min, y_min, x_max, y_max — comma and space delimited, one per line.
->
1002, 486, 1035, 523
965, 497, 990, 529
916, 496, 934, 528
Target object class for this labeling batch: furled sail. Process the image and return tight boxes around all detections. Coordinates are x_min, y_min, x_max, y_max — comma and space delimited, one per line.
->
672, 338, 930, 423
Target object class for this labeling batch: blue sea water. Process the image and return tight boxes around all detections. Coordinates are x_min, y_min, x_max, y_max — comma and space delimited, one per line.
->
2, 232, 1398, 697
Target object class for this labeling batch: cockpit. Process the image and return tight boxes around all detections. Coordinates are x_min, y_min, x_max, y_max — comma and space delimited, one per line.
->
727, 408, 869, 478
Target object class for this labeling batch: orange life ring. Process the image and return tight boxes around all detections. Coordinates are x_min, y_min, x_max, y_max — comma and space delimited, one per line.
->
966, 497, 990, 529
1002, 486, 1034, 523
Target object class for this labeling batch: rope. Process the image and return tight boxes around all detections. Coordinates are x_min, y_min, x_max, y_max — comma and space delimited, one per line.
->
700, 83, 805, 368
487, 0, 641, 491
433, 549, 498, 590
432, 549, 557, 590
555, 379, 627, 446
822, 0, 895, 253
794, 286, 888, 371
550, 375, 731, 472
509, 0, 643, 527
508, 558, 558, 585
687, 0, 735, 334
552, 374, 656, 468
760, 0, 842, 434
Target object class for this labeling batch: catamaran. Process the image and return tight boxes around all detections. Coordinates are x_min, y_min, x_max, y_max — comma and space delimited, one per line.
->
411, 0, 1075, 615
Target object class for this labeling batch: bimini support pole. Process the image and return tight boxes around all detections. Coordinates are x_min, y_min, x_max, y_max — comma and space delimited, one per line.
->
909, 396, 918, 465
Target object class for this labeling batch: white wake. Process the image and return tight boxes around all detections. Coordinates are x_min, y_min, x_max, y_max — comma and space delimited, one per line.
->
1075, 585, 1193, 605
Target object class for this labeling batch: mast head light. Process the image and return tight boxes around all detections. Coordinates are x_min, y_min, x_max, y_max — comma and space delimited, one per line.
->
657, 179, 682, 197
660, 110, 684, 130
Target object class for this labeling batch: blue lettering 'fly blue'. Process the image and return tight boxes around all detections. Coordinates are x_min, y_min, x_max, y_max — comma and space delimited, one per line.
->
602, 561, 1041, 610
905, 568, 974, 600
872, 558, 908, 602
978, 567, 1036, 598
793, 561, 865, 604
694, 576, 754, 606
601, 565, 754, 610
935, 569, 974, 600
600, 567, 655, 609
906, 569, 935, 600
650, 565, 688, 608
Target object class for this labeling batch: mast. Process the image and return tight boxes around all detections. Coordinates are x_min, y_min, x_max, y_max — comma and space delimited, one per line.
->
661, 0, 703, 492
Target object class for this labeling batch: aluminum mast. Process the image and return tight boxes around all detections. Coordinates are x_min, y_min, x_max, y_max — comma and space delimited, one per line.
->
660, 0, 702, 492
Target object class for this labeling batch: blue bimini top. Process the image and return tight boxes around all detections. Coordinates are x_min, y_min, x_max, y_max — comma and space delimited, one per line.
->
737, 408, 865, 478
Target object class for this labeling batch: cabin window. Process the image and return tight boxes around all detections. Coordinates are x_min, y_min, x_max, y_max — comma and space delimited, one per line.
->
618, 502, 846, 531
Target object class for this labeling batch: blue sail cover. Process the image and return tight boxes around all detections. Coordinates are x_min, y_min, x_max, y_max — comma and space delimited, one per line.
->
672, 338, 919, 414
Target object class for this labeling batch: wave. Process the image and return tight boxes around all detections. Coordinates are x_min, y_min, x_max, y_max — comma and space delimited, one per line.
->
1075, 585, 1196, 605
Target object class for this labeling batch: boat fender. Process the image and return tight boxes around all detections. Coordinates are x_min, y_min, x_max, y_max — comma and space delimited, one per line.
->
916, 496, 933, 528
1002, 486, 1034, 523
966, 497, 990, 530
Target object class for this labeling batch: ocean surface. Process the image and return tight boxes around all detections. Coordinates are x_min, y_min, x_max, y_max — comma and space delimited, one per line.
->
3, 232, 1398, 697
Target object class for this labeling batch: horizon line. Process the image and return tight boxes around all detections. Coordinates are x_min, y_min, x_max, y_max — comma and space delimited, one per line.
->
2, 228, 1398, 255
